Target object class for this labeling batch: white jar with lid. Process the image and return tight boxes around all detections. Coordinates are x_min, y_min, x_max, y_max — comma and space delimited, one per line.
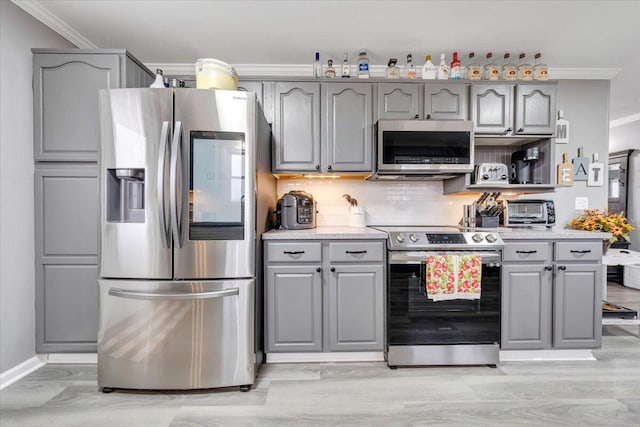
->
195, 58, 238, 90
350, 206, 366, 228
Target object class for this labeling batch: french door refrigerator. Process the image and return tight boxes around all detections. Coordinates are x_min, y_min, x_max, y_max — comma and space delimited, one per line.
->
97, 88, 275, 391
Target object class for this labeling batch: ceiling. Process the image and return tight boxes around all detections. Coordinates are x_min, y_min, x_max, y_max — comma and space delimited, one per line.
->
13, 0, 640, 120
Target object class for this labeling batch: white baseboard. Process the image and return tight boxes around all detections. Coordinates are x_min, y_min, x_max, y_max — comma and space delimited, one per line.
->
266, 352, 385, 363
0, 355, 46, 390
500, 349, 595, 361
43, 353, 97, 364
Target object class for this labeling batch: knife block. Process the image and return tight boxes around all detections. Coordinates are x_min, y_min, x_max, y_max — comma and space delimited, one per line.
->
476, 214, 499, 229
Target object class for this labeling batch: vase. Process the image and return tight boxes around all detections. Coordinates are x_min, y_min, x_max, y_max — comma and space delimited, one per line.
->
603, 240, 612, 255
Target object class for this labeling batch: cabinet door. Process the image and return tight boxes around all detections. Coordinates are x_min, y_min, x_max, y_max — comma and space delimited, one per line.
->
33, 53, 121, 161
34, 164, 99, 352
553, 264, 602, 349
514, 84, 556, 135
471, 84, 513, 134
501, 264, 552, 350
324, 83, 373, 172
273, 82, 321, 172
377, 83, 421, 119
266, 265, 323, 352
425, 84, 469, 120
328, 264, 384, 351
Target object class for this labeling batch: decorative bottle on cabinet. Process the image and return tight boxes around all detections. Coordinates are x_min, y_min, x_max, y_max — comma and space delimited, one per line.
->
501, 53, 517, 80
150, 69, 165, 88
357, 51, 370, 79
466, 52, 481, 80
341, 52, 351, 78
437, 53, 450, 80
482, 53, 500, 80
324, 59, 336, 78
405, 54, 417, 79
313, 52, 322, 78
450, 52, 462, 80
533, 52, 549, 80
421, 55, 437, 79
517, 53, 533, 80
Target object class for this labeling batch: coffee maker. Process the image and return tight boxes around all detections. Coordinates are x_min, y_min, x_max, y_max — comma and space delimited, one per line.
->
510, 147, 540, 184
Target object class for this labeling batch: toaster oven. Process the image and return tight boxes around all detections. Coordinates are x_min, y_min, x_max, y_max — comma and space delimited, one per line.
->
504, 200, 555, 228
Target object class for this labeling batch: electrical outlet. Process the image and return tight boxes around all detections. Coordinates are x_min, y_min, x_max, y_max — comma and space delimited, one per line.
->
575, 197, 589, 210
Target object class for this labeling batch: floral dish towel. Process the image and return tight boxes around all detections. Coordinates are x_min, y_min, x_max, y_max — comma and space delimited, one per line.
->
423, 254, 482, 301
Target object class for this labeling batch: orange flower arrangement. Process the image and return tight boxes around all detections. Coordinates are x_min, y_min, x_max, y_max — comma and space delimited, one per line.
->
568, 209, 635, 243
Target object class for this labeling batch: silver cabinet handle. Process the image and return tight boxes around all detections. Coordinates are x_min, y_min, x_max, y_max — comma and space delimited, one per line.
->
108, 287, 239, 301
157, 121, 171, 248
170, 121, 183, 247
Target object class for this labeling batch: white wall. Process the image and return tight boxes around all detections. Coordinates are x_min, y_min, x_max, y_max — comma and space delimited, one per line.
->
279, 80, 611, 230
0, 1, 75, 373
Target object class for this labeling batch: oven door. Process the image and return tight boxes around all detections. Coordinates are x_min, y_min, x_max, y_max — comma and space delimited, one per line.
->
387, 251, 501, 346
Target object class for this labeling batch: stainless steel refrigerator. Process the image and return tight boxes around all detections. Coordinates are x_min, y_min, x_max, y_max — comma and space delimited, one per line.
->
97, 88, 275, 391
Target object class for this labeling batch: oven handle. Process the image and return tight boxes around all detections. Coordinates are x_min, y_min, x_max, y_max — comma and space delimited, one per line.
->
388, 251, 501, 264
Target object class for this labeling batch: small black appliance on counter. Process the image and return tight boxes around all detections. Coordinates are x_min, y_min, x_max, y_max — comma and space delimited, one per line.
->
276, 191, 317, 230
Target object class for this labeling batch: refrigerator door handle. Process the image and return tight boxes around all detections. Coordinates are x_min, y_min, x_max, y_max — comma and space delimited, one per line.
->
170, 120, 184, 247
157, 121, 171, 248
108, 287, 239, 301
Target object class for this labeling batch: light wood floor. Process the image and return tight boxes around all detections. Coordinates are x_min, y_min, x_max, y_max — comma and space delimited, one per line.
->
2, 283, 639, 426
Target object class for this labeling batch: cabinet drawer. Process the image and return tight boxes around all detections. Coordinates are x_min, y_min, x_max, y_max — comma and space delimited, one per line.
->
329, 241, 384, 263
266, 242, 322, 262
503, 242, 551, 262
554, 241, 602, 262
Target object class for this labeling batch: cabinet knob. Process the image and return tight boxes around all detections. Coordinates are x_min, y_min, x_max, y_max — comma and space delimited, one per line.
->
316, 267, 321, 272
505, 127, 513, 133
518, 128, 525, 133
315, 165, 320, 170
544, 266, 553, 271
330, 267, 336, 272
327, 165, 332, 170
558, 265, 567, 270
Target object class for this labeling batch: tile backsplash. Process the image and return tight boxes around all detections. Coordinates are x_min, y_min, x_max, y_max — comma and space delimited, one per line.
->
277, 179, 478, 227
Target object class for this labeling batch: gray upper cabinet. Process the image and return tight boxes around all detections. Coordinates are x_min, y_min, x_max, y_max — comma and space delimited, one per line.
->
323, 83, 373, 172
237, 81, 263, 110
424, 84, 469, 120
501, 264, 552, 350
377, 83, 421, 119
514, 84, 557, 135
553, 264, 602, 349
272, 82, 321, 172
33, 49, 153, 162
328, 264, 384, 351
471, 84, 513, 134
472, 82, 557, 135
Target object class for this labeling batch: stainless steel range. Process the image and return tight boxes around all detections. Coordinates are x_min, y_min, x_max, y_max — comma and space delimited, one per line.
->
374, 226, 504, 368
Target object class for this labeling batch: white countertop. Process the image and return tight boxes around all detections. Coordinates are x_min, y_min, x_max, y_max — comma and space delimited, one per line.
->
263, 226, 611, 241
499, 228, 612, 240
262, 226, 388, 240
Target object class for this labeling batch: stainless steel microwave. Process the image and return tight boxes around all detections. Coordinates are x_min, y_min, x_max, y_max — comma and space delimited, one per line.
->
375, 119, 474, 176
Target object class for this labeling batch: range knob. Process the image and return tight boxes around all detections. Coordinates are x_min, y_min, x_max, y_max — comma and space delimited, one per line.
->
471, 233, 484, 243
409, 233, 418, 242
396, 233, 405, 242
485, 233, 498, 243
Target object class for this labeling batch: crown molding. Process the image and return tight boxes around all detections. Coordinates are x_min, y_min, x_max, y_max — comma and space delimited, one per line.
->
610, 113, 640, 128
146, 63, 623, 80
11, 0, 96, 48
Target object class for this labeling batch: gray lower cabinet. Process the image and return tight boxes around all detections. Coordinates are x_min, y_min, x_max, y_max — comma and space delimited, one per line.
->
328, 264, 384, 351
34, 164, 99, 352
33, 49, 153, 162
424, 83, 469, 120
265, 240, 385, 353
501, 240, 602, 350
553, 264, 602, 349
266, 265, 323, 352
501, 264, 552, 349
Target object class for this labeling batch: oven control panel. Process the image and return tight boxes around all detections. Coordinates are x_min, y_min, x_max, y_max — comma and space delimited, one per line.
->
386, 230, 504, 250
425, 233, 467, 244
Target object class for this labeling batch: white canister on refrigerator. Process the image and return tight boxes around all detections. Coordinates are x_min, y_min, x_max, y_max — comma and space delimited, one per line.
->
350, 206, 366, 227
